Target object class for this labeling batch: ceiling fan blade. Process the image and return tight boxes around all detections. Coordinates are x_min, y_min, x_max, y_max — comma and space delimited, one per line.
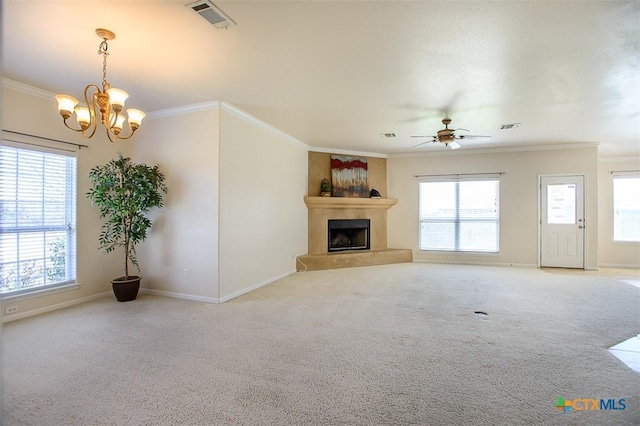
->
412, 140, 435, 148
454, 128, 470, 132
458, 135, 491, 140
410, 135, 436, 138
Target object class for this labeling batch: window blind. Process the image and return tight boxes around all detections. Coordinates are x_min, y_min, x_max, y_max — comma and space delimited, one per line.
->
0, 144, 77, 294
613, 173, 640, 242
419, 176, 500, 252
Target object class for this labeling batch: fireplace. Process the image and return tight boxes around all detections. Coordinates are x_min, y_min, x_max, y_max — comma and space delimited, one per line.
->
328, 219, 370, 252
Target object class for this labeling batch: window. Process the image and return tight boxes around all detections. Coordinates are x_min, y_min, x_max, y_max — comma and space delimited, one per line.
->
613, 173, 640, 242
0, 144, 77, 294
419, 176, 499, 252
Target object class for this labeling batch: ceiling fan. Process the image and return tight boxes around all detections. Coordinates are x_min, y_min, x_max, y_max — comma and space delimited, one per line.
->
411, 117, 491, 149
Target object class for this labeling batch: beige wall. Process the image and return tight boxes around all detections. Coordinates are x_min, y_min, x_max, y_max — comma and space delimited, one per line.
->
2, 82, 127, 320
598, 158, 640, 267
388, 145, 600, 268
218, 107, 308, 300
133, 105, 220, 301
308, 152, 387, 197
2, 79, 634, 322
134, 103, 309, 302
2, 83, 309, 313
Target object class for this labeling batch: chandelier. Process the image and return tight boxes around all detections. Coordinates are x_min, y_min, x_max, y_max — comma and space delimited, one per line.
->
55, 28, 145, 143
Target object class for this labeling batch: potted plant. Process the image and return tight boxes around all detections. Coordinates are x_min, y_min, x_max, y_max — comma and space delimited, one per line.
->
87, 153, 167, 302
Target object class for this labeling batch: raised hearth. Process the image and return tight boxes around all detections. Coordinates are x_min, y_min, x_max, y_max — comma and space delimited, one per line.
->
297, 249, 412, 271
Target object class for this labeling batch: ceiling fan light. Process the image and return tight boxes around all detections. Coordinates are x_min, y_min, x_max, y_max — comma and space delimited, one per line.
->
449, 141, 461, 150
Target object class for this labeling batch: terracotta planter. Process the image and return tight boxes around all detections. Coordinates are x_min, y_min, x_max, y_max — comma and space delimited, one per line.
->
111, 276, 141, 302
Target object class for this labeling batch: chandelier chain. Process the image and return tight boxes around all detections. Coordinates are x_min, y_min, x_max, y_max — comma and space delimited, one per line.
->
99, 39, 110, 90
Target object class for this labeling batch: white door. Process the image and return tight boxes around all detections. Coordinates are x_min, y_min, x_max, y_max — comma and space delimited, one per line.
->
540, 175, 585, 268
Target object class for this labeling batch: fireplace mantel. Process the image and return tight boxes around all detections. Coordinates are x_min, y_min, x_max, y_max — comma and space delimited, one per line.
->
304, 196, 398, 210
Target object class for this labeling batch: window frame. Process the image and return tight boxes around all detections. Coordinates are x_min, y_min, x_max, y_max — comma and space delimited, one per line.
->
418, 175, 500, 254
612, 172, 640, 243
0, 141, 78, 296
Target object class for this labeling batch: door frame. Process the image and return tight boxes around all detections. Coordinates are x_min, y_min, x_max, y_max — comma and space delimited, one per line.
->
537, 174, 587, 268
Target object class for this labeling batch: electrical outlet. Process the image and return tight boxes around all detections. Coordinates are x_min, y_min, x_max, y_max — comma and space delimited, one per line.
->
5, 305, 19, 315
183, 269, 189, 278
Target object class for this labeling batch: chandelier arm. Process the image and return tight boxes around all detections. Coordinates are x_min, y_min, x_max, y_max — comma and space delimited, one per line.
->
80, 84, 101, 139
105, 126, 118, 143
108, 109, 119, 129
60, 117, 86, 133
108, 128, 138, 141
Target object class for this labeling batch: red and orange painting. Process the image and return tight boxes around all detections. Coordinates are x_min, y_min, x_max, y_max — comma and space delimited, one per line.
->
331, 155, 369, 197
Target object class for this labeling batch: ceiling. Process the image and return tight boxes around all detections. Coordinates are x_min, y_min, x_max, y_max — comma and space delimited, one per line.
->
2, 0, 639, 157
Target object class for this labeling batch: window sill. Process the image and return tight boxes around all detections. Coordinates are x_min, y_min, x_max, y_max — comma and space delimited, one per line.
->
418, 250, 499, 256
1, 282, 81, 302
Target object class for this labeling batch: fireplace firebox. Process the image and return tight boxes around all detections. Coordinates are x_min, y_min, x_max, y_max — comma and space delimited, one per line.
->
328, 219, 370, 252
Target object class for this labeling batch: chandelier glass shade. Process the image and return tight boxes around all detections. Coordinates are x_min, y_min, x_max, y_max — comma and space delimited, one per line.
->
55, 29, 145, 143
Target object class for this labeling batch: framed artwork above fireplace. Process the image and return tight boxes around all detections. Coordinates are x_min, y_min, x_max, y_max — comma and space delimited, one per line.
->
330, 155, 369, 197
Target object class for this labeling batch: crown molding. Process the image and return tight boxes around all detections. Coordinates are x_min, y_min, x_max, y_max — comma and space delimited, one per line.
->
146, 101, 309, 149
3, 78, 308, 150
3, 78, 618, 161
388, 142, 600, 159
219, 102, 309, 149
2, 78, 55, 101
598, 156, 640, 163
309, 146, 388, 158
145, 101, 221, 119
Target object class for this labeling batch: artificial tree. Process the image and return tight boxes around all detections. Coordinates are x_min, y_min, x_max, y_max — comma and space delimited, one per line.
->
87, 153, 167, 301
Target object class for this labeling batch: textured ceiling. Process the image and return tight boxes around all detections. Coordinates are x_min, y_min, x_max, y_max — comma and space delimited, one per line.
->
2, 0, 639, 156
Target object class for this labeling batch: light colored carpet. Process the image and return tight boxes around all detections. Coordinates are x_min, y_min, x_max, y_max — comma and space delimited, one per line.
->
2, 263, 639, 425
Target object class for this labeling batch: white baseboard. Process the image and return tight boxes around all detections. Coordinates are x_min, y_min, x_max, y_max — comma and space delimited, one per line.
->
140, 270, 296, 304
2, 291, 112, 323
2, 270, 301, 321
219, 270, 296, 303
598, 263, 640, 269
139, 288, 219, 304
413, 259, 538, 268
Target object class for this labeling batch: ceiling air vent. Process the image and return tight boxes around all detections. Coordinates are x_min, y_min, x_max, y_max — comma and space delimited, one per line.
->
500, 123, 521, 130
379, 133, 396, 138
187, 0, 237, 29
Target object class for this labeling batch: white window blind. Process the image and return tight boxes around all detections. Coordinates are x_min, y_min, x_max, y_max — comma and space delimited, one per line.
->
613, 172, 640, 242
0, 144, 77, 294
419, 176, 500, 252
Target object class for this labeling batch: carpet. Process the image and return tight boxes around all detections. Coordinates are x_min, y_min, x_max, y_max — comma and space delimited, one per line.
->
2, 263, 639, 425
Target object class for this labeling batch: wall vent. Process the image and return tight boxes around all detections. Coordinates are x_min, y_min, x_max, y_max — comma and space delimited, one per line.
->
187, 0, 237, 29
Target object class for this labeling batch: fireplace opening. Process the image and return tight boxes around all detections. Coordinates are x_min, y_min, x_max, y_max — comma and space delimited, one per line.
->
328, 219, 370, 252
